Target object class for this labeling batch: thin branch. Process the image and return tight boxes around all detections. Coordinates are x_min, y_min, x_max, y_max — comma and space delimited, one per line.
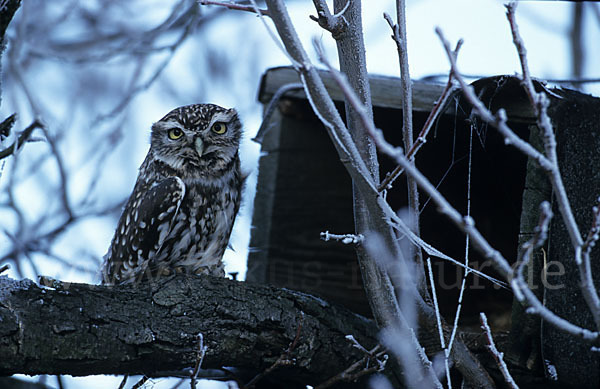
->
244, 311, 304, 388
263, 3, 492, 386
426, 258, 452, 388
505, 2, 600, 330
363, 233, 443, 389
313, 39, 379, 164
0, 113, 17, 139
198, 0, 269, 16
343, 21, 600, 341
0, 120, 44, 160
383, 9, 413, 159
131, 376, 149, 389
190, 333, 207, 389
39, 126, 73, 220
384, 0, 424, 273
480, 313, 519, 389
117, 375, 128, 389
583, 197, 600, 257
309, 0, 348, 38
435, 28, 552, 173
387, 99, 599, 342
569, 3, 584, 84
264, 0, 404, 333
505, 3, 583, 247
94, 13, 196, 124
378, 40, 462, 191
447, 122, 474, 357
252, 82, 304, 144
315, 343, 387, 389
420, 72, 600, 85
0, 264, 9, 274
252, 0, 300, 69
320, 231, 364, 245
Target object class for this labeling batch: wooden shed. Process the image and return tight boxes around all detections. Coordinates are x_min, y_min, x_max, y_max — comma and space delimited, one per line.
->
247, 66, 600, 388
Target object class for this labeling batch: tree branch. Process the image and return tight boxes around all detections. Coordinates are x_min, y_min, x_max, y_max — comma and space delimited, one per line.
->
309, 0, 348, 39
479, 313, 518, 389
378, 40, 462, 192
0, 120, 43, 160
383, 3, 424, 274
505, 2, 600, 330
198, 0, 269, 16
0, 275, 394, 386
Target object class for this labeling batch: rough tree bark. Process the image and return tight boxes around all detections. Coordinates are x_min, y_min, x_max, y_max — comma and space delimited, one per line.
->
0, 274, 395, 386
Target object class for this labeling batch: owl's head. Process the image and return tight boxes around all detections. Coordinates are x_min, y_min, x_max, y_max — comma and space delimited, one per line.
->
150, 104, 242, 176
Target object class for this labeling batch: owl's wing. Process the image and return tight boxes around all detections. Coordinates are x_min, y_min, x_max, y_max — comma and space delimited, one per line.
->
104, 176, 185, 284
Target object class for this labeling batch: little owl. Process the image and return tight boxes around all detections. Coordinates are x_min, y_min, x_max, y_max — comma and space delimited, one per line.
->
102, 104, 243, 285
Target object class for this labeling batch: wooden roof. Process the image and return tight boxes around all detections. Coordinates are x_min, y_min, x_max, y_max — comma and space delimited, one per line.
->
258, 66, 538, 123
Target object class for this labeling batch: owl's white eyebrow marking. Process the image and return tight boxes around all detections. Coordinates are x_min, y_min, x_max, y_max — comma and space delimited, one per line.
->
155, 119, 185, 131
208, 110, 237, 129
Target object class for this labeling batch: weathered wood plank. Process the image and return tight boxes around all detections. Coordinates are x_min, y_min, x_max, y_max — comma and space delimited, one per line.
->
258, 67, 537, 122
258, 66, 444, 112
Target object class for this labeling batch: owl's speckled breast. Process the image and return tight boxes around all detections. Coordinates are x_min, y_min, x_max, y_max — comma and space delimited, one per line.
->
101, 103, 244, 285
155, 177, 241, 276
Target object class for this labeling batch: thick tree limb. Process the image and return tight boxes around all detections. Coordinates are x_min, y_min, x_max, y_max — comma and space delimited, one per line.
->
0, 275, 394, 386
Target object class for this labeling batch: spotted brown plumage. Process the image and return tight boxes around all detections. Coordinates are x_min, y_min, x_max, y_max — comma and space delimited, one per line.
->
102, 104, 243, 285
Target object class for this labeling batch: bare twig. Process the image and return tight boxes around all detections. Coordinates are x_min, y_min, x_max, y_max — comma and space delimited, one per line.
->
56, 375, 65, 389
363, 233, 443, 389
0, 264, 9, 274
190, 333, 208, 389
320, 231, 364, 245
252, 82, 303, 144
264, 3, 493, 386
117, 375, 128, 389
131, 376, 149, 389
505, 2, 587, 257
387, 88, 599, 342
251, 0, 299, 69
315, 339, 387, 389
378, 40, 462, 192
94, 12, 197, 123
0, 120, 44, 160
505, 2, 600, 330
480, 313, 519, 389
309, 0, 348, 38
514, 202, 553, 301
583, 197, 600, 257
446, 122, 474, 359
244, 311, 304, 388
436, 29, 551, 171
426, 257, 452, 388
198, 0, 269, 16
313, 39, 382, 164
390, 42, 600, 341
316, 351, 387, 389
0, 113, 16, 139
569, 3, 584, 84
382, 10, 413, 159
383, 0, 424, 273
39, 125, 73, 220
264, 0, 403, 335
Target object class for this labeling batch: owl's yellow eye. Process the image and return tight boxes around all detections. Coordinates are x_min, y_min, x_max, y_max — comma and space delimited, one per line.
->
168, 128, 183, 140
211, 122, 227, 134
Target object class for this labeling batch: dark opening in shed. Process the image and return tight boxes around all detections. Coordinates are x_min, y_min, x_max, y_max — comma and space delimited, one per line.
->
248, 68, 534, 329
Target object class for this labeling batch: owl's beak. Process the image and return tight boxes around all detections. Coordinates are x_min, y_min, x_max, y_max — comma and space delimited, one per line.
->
195, 137, 205, 157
